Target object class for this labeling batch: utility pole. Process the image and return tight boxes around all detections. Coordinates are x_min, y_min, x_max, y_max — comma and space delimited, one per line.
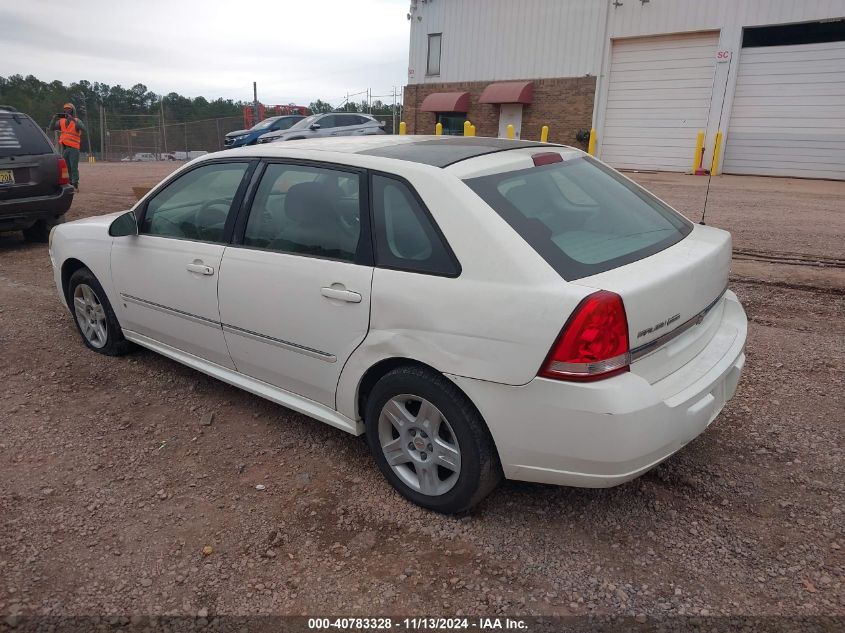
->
392, 86, 397, 135
253, 82, 259, 125
160, 97, 168, 154
99, 103, 105, 159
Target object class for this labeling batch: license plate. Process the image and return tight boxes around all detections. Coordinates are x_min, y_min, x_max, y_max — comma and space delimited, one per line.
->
0, 169, 14, 185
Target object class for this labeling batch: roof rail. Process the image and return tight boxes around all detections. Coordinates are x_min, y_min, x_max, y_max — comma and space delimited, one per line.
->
0, 105, 20, 112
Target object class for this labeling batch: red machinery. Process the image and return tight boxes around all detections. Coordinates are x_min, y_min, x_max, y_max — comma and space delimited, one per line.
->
243, 104, 311, 129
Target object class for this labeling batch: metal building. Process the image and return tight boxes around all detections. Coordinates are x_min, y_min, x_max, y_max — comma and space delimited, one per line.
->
404, 0, 845, 180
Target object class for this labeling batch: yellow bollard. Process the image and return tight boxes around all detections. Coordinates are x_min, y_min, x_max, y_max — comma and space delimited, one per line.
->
399, 121, 407, 136
692, 130, 705, 172
435, 122, 442, 136
710, 130, 723, 176
506, 124, 515, 140
469, 124, 476, 137
463, 120, 472, 136
587, 128, 597, 156
540, 125, 549, 143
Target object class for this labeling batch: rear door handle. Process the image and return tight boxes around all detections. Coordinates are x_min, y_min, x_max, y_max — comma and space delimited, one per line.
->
321, 286, 362, 303
186, 262, 214, 275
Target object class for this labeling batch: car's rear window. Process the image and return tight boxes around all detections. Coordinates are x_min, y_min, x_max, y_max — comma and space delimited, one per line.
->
0, 115, 54, 158
464, 155, 692, 280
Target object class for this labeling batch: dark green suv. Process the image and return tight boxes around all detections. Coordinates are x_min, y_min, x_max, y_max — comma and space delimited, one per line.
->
0, 105, 74, 241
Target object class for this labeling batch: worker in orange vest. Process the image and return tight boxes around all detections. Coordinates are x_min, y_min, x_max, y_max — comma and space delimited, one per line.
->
49, 103, 86, 191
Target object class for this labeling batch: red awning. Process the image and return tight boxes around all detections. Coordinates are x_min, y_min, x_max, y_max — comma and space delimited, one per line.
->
419, 91, 471, 113
479, 81, 534, 104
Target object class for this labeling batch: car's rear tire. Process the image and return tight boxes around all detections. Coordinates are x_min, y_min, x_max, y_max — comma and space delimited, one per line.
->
23, 214, 65, 243
364, 366, 502, 514
67, 268, 132, 356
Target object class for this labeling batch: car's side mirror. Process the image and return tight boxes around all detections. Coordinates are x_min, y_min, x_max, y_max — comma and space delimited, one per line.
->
109, 210, 139, 237
309, 123, 321, 130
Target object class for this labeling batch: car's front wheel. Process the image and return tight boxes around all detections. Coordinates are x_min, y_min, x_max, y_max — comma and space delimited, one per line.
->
67, 267, 132, 356
365, 366, 502, 514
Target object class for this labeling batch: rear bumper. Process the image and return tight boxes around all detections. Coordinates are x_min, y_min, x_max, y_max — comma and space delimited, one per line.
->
0, 186, 74, 230
449, 291, 747, 487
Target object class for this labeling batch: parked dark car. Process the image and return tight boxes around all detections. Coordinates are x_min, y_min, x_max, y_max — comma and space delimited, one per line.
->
223, 115, 306, 148
0, 105, 74, 242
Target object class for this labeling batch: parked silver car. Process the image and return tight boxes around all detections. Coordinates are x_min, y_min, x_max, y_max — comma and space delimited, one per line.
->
257, 113, 385, 143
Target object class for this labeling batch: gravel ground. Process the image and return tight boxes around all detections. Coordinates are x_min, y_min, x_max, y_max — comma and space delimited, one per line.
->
0, 163, 843, 622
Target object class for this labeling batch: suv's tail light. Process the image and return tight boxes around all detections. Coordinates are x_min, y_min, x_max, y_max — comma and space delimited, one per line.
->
539, 290, 630, 382
57, 158, 70, 186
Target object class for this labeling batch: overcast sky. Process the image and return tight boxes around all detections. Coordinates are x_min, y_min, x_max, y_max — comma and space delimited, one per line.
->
1, 0, 410, 107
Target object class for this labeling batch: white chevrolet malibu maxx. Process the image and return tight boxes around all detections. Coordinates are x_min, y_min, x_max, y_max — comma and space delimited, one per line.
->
49, 136, 746, 513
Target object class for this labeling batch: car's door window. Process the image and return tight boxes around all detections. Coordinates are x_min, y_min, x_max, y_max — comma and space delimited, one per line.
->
371, 174, 459, 276
277, 117, 299, 131
336, 114, 360, 128
317, 115, 336, 129
141, 162, 249, 242
242, 163, 361, 262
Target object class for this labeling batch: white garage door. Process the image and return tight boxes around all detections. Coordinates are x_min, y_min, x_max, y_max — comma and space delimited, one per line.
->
601, 32, 719, 171
724, 41, 845, 180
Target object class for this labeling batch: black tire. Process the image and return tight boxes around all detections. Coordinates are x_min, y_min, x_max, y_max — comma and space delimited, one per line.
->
67, 267, 132, 356
365, 366, 502, 514
23, 214, 65, 243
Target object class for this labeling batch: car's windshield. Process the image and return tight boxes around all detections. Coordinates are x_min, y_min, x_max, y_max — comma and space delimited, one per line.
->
287, 115, 320, 131
251, 117, 280, 131
465, 155, 692, 280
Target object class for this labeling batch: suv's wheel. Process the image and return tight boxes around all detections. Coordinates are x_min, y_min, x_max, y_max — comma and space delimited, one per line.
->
23, 214, 65, 243
365, 366, 502, 514
67, 268, 131, 356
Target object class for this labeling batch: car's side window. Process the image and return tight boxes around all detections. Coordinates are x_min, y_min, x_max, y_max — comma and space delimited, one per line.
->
242, 163, 361, 262
141, 162, 249, 242
337, 114, 359, 127
317, 115, 336, 129
371, 174, 459, 276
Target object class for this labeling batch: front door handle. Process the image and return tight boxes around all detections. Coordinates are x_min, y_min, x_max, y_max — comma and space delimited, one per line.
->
321, 286, 362, 303
186, 261, 214, 275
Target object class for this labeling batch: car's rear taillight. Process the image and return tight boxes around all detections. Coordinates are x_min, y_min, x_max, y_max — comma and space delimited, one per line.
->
539, 290, 630, 382
58, 158, 70, 186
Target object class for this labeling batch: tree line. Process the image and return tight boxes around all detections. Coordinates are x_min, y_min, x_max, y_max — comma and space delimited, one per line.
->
1, 75, 397, 125
0, 74, 245, 128
0, 74, 399, 153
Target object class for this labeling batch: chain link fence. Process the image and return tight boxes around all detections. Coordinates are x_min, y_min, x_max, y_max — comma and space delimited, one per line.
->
96, 109, 401, 162
104, 115, 243, 162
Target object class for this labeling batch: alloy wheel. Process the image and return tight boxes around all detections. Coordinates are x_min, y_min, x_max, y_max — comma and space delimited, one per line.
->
377, 395, 462, 496
73, 283, 108, 349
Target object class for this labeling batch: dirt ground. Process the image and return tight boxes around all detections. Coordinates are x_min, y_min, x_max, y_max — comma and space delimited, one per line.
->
0, 163, 843, 624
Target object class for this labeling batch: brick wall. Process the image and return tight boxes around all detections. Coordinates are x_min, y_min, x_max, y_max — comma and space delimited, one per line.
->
403, 76, 596, 147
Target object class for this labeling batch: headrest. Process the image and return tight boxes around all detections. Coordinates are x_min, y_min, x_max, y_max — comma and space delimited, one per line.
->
285, 181, 336, 225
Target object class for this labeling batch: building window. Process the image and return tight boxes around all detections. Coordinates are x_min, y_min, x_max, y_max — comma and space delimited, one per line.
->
427, 33, 442, 76
436, 113, 467, 136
